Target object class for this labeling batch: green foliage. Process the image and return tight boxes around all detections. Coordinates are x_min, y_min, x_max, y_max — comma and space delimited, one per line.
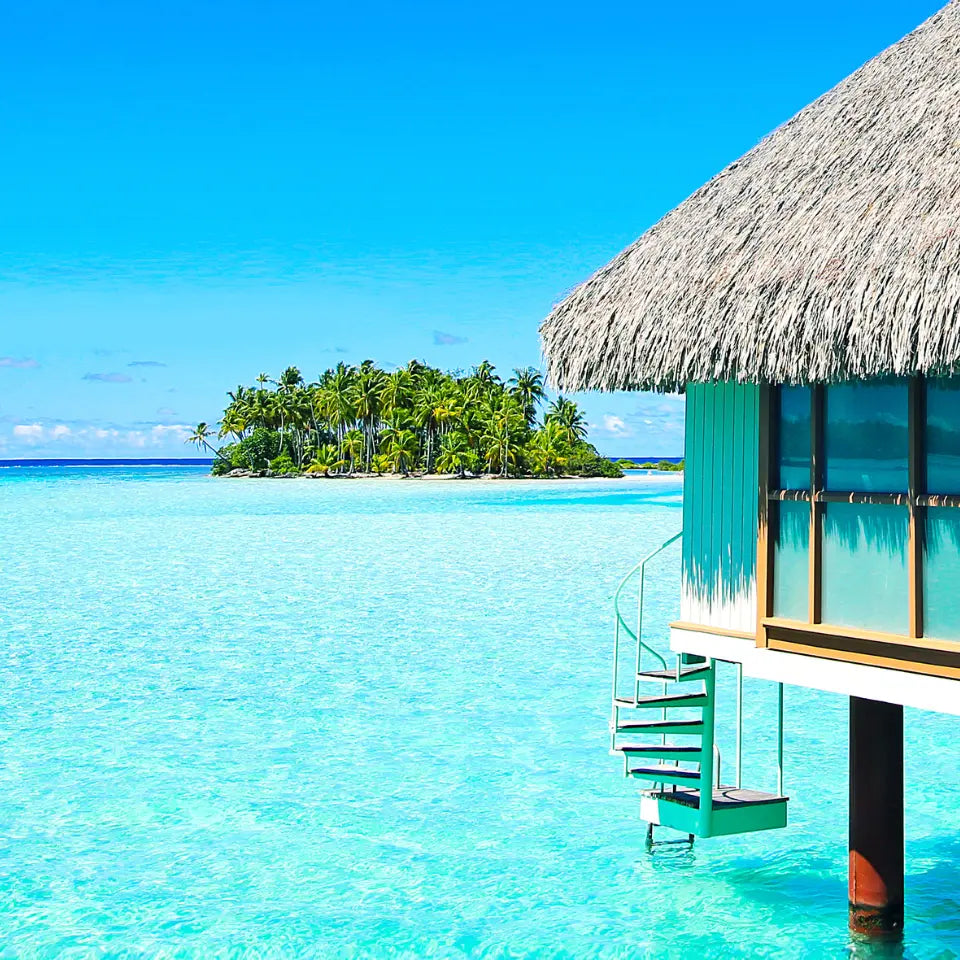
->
306, 444, 347, 476
371, 453, 392, 475
236, 427, 281, 471
207, 359, 620, 478
269, 452, 299, 475
636, 460, 684, 472
436, 431, 479, 477
211, 452, 235, 476
566, 443, 624, 478
528, 421, 569, 476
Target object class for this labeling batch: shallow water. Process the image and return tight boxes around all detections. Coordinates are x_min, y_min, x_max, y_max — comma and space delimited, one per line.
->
0, 468, 957, 958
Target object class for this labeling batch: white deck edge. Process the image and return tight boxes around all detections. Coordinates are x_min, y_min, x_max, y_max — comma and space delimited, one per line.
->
670, 628, 960, 717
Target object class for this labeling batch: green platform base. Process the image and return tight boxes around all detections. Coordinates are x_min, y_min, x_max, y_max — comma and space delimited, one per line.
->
640, 786, 788, 839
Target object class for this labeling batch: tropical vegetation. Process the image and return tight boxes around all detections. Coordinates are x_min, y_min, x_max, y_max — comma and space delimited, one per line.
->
616, 458, 684, 472
193, 360, 623, 478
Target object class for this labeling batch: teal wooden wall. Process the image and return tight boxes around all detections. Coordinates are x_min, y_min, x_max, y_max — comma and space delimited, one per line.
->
681, 382, 760, 633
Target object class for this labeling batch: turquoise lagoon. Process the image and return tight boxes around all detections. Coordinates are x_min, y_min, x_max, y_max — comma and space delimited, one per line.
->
1, 467, 958, 958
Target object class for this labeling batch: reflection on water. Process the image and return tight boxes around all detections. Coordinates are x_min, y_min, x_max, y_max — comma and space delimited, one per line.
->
846, 935, 908, 959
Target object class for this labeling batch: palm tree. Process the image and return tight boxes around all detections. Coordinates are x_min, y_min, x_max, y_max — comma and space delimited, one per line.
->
529, 421, 569, 476
316, 362, 356, 454
307, 444, 347, 476
186, 422, 212, 452
436, 431, 474, 478
482, 396, 525, 477
387, 429, 419, 475
223, 385, 252, 439
342, 429, 364, 474
545, 396, 588, 445
186, 422, 230, 464
352, 367, 386, 471
219, 408, 247, 441
470, 360, 500, 395
509, 367, 546, 426
382, 368, 413, 418
279, 366, 304, 390
414, 384, 445, 472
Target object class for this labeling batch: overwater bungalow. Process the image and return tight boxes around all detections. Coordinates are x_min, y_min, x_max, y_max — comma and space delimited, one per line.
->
541, 1, 960, 940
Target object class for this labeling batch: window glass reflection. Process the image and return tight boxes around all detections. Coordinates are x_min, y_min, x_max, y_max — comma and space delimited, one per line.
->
773, 500, 809, 621
927, 380, 960, 495
824, 381, 908, 492
821, 503, 908, 634
923, 508, 960, 640
778, 386, 810, 490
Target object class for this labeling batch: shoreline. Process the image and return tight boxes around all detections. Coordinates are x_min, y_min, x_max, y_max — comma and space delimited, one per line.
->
217, 468, 682, 481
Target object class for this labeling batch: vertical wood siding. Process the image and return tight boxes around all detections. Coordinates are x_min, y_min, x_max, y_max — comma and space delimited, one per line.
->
681, 382, 759, 632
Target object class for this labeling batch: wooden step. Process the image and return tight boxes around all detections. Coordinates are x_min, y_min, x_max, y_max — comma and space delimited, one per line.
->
613, 692, 709, 710
651, 786, 789, 810
627, 765, 702, 787
617, 744, 703, 762
615, 719, 704, 736
637, 665, 712, 683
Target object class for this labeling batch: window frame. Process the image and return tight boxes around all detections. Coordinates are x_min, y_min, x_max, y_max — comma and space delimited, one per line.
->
756, 377, 960, 679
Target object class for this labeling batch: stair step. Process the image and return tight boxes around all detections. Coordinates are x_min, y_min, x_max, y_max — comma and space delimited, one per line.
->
613, 692, 709, 710
617, 744, 704, 761
616, 719, 705, 736
647, 786, 789, 810
638, 665, 711, 682
627, 765, 703, 787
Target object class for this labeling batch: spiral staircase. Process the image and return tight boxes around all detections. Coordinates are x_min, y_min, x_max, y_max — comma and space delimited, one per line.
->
610, 533, 789, 841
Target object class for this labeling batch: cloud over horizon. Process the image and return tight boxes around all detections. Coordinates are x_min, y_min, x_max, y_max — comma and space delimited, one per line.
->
0, 357, 39, 369
7, 420, 194, 453
83, 372, 134, 383
433, 331, 468, 346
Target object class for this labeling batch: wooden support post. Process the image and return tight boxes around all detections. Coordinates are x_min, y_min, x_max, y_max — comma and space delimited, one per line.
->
849, 696, 904, 939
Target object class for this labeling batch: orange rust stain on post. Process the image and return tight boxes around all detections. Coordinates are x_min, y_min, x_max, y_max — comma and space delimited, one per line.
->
849, 696, 904, 939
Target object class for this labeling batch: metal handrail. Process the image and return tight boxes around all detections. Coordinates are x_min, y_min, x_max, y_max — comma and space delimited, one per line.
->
610, 532, 681, 737
613, 531, 680, 661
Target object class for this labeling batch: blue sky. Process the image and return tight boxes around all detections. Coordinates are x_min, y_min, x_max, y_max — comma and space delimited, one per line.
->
0, 0, 944, 458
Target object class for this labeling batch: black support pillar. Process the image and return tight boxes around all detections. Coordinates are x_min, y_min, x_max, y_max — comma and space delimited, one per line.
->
849, 696, 904, 939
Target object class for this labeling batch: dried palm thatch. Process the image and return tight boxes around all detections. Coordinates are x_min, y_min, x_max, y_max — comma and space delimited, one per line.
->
541, 1, 960, 393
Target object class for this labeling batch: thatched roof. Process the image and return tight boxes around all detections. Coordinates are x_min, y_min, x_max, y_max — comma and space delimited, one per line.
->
541, 1, 960, 393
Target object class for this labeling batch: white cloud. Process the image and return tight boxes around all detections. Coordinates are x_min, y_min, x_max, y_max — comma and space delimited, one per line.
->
6, 421, 196, 455
150, 424, 192, 443
601, 414, 631, 437
13, 424, 43, 441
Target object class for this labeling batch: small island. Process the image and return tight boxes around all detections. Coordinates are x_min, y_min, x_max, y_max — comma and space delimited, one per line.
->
189, 360, 625, 479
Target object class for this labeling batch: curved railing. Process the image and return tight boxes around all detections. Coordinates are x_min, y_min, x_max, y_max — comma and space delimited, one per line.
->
611, 531, 682, 711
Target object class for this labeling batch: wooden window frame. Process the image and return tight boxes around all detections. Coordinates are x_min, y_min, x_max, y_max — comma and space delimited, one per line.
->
756, 376, 960, 679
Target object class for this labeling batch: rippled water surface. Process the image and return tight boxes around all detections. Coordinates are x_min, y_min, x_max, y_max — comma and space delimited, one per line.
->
1, 467, 958, 958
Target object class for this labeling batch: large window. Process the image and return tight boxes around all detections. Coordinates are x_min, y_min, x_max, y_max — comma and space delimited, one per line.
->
765, 378, 960, 646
